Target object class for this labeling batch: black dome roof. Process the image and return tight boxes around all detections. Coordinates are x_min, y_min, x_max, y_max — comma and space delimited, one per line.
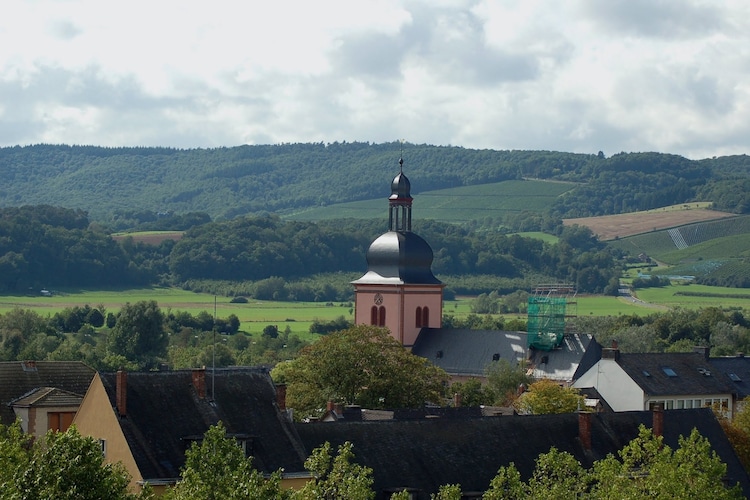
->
389, 171, 411, 200
352, 231, 441, 285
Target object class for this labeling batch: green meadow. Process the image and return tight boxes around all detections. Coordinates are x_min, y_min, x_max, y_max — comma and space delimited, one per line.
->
634, 283, 750, 310
0, 286, 680, 339
0, 288, 354, 340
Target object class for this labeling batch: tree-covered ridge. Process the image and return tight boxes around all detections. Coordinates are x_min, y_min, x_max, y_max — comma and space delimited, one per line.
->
2, 143, 749, 226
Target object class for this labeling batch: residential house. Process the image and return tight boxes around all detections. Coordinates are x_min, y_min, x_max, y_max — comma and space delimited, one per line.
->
709, 353, 750, 412
573, 347, 736, 418
411, 328, 601, 385
73, 367, 309, 494
296, 407, 750, 499
0, 360, 95, 437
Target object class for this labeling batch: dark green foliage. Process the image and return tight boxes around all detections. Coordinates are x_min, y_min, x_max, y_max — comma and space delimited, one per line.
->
107, 300, 168, 369
6, 424, 141, 500
262, 325, 279, 338
309, 315, 352, 335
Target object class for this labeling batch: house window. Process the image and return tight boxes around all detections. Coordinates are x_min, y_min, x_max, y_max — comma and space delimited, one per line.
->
48, 412, 76, 432
378, 306, 386, 326
99, 439, 107, 457
371, 306, 378, 325
416, 307, 422, 327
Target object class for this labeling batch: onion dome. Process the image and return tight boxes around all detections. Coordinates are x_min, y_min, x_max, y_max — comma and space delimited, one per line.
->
352, 158, 441, 285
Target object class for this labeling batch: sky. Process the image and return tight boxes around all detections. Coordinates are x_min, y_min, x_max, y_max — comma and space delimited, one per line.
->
1, 0, 749, 159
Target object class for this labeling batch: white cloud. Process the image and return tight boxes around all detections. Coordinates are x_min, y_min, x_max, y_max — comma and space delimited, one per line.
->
0, 0, 748, 158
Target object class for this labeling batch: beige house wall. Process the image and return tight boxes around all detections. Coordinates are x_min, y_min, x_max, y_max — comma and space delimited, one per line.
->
72, 373, 145, 493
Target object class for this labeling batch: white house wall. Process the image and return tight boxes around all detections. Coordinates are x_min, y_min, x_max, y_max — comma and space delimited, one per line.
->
573, 359, 645, 411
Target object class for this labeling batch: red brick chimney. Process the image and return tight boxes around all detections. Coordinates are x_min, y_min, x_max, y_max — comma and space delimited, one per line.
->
578, 411, 592, 451
275, 384, 287, 411
116, 370, 127, 417
652, 403, 664, 438
192, 368, 206, 399
453, 392, 463, 408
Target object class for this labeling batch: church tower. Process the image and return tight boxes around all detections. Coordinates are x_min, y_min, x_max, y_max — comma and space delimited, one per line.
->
352, 158, 444, 348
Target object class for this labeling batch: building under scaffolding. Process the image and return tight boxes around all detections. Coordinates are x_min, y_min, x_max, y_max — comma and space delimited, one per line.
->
527, 284, 577, 351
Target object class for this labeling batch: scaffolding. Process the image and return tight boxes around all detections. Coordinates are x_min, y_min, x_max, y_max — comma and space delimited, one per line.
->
527, 284, 577, 351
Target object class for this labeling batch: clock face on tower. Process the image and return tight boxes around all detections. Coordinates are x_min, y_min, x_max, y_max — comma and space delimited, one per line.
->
374, 293, 383, 305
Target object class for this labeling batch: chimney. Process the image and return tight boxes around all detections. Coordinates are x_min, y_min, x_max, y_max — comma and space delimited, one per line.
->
693, 346, 710, 361
343, 405, 362, 421
192, 368, 206, 399
116, 370, 127, 417
652, 403, 664, 438
22, 360, 37, 372
578, 411, 592, 451
275, 384, 287, 411
327, 400, 335, 412
602, 348, 620, 361
453, 392, 463, 408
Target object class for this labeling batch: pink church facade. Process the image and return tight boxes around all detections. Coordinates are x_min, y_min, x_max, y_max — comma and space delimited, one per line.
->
353, 158, 444, 348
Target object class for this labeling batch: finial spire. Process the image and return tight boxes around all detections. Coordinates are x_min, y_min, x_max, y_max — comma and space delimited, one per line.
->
399, 139, 405, 173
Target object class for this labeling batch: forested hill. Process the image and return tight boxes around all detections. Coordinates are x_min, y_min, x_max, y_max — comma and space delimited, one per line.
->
1, 143, 749, 225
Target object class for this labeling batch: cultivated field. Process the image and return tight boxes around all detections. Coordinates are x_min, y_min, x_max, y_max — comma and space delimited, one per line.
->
564, 204, 735, 241
288, 179, 575, 223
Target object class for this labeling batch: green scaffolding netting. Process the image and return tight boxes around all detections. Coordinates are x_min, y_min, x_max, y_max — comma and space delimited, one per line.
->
527, 296, 566, 351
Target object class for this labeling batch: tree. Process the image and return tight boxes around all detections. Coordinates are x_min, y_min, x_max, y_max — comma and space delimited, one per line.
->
14, 426, 140, 500
514, 379, 583, 415
107, 301, 167, 369
485, 359, 532, 406
262, 325, 279, 339
292, 441, 374, 500
450, 378, 494, 407
591, 426, 742, 499
274, 325, 448, 418
164, 422, 283, 500
0, 420, 32, 498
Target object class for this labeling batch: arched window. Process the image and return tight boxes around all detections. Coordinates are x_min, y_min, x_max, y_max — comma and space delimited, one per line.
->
371, 306, 378, 325
422, 306, 429, 327
378, 306, 386, 326
416, 306, 423, 327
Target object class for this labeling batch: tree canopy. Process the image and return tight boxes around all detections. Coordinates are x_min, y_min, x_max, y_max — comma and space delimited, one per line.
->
272, 325, 449, 418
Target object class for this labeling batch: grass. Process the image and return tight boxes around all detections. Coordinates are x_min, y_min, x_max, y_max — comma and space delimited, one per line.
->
515, 232, 559, 244
1, 282, 747, 339
0, 287, 354, 339
287, 179, 574, 223
635, 283, 750, 310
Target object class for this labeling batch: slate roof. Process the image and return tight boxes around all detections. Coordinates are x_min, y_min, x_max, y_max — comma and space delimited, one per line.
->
10, 387, 84, 408
0, 361, 95, 425
709, 355, 750, 399
616, 352, 736, 397
412, 329, 599, 382
99, 368, 307, 482
295, 408, 750, 499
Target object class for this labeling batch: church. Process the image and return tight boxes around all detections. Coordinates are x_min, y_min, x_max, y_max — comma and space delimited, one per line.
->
352, 158, 601, 385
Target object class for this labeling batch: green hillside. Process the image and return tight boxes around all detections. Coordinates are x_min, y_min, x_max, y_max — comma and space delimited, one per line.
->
288, 179, 574, 223
2, 144, 750, 231
609, 216, 750, 261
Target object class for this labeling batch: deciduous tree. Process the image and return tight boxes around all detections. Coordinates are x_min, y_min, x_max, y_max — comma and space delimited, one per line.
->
107, 300, 167, 369
274, 325, 448, 418
514, 379, 583, 415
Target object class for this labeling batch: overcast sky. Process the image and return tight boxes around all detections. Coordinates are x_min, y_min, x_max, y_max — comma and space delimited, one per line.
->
1, 0, 749, 159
